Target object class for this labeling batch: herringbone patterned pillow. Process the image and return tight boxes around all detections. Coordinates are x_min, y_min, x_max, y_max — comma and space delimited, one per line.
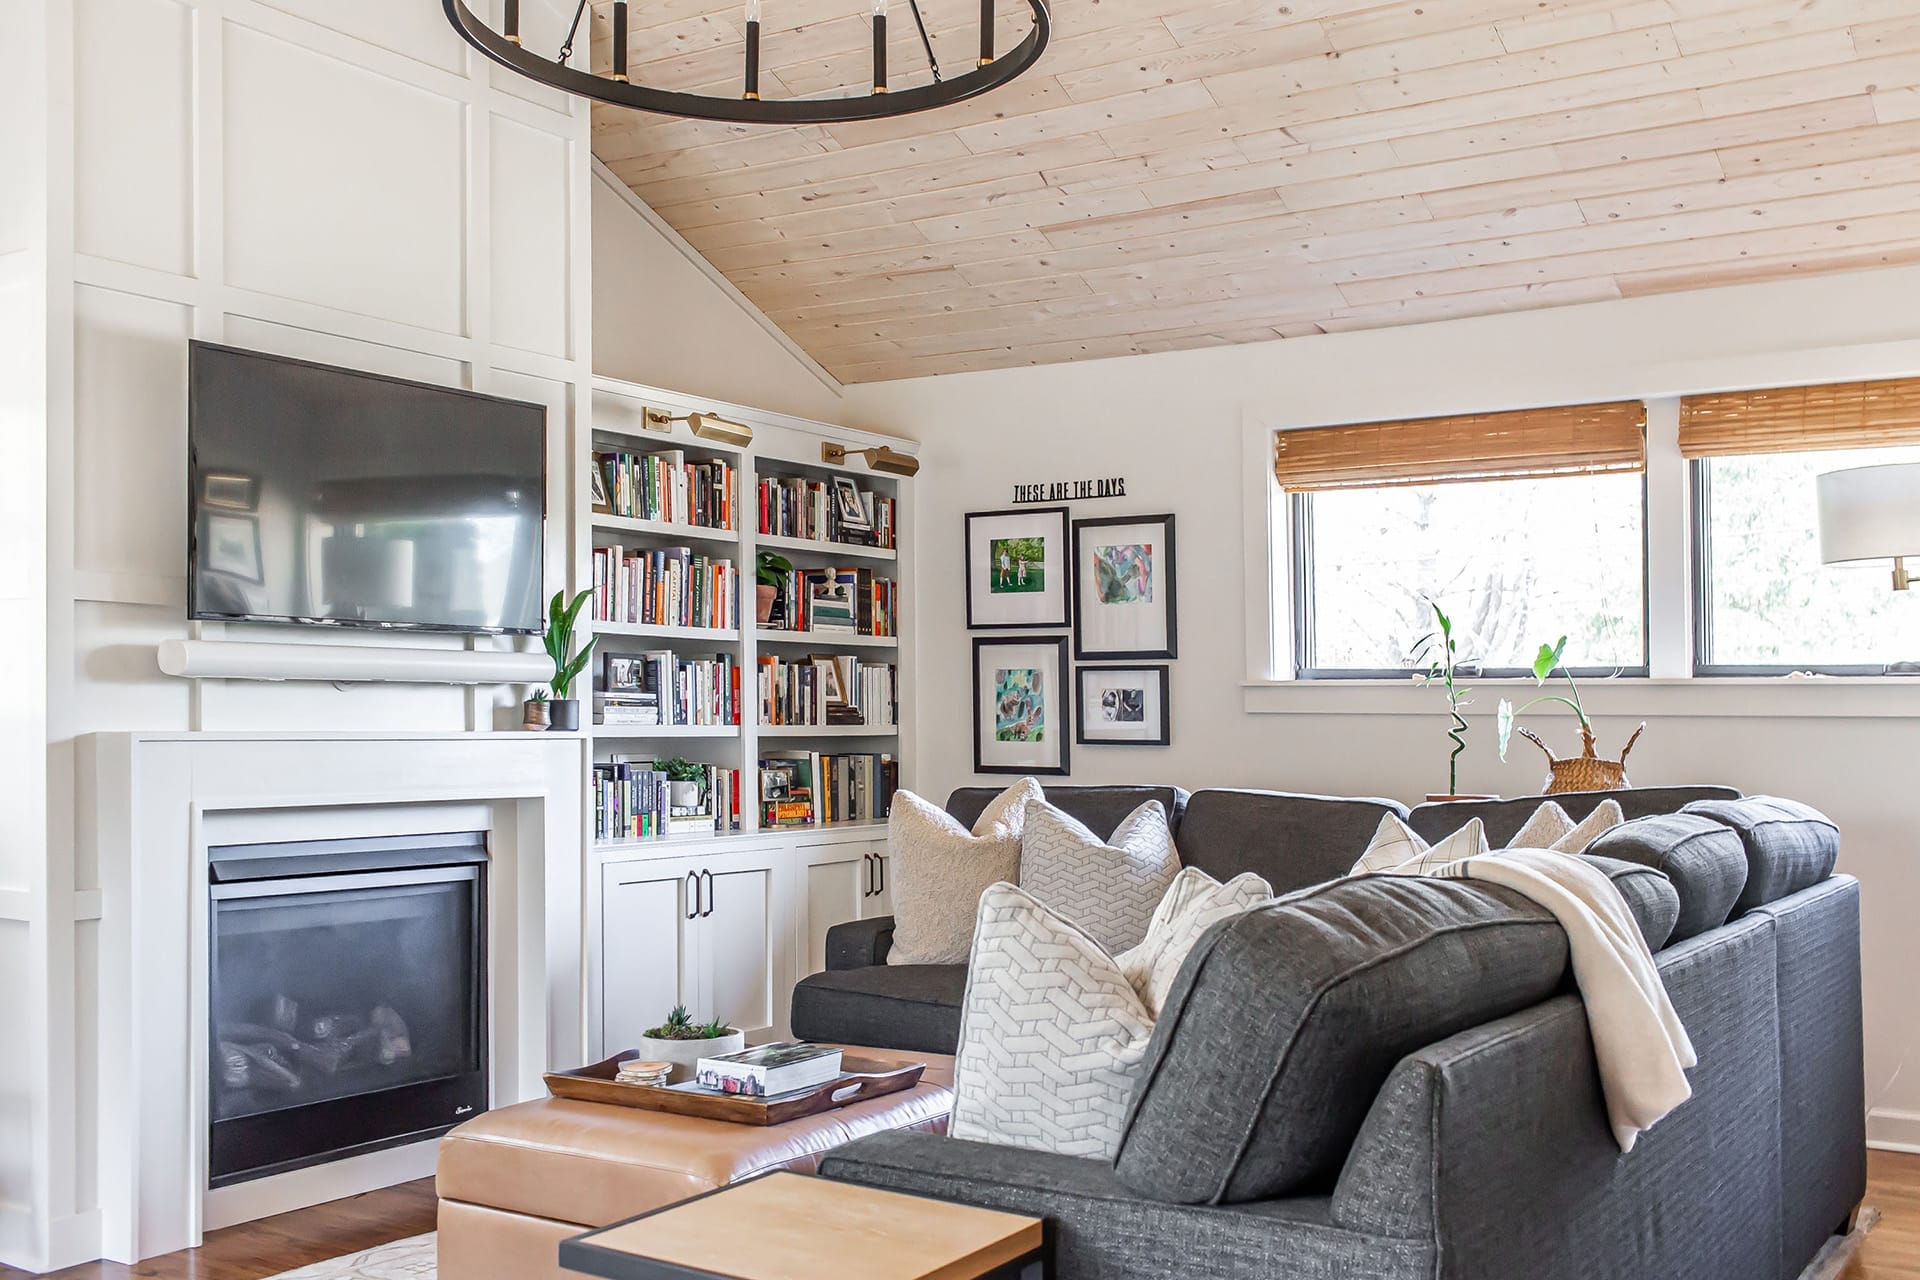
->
886, 780, 1043, 965
1114, 867, 1275, 1016
950, 882, 1156, 1159
1017, 798, 1180, 953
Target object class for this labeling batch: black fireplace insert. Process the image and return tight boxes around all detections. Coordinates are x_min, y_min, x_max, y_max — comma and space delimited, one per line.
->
208, 831, 489, 1186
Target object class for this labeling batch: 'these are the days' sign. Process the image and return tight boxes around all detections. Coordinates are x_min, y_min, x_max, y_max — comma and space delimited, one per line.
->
1011, 477, 1127, 503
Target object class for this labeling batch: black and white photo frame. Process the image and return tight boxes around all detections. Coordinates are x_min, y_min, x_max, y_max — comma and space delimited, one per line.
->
1076, 665, 1171, 746
973, 636, 1071, 775
965, 506, 1071, 630
1072, 513, 1177, 660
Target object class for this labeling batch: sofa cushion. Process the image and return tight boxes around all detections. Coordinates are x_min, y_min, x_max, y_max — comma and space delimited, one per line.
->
1585, 814, 1747, 944
1176, 790, 1410, 892
790, 965, 968, 1055
1583, 855, 1681, 950
1114, 876, 1569, 1205
947, 785, 1188, 841
1682, 796, 1840, 915
1408, 785, 1741, 846
1019, 798, 1181, 953
888, 781, 1039, 965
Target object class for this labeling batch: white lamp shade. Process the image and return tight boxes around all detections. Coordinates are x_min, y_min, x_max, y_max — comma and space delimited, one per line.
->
1816, 461, 1920, 565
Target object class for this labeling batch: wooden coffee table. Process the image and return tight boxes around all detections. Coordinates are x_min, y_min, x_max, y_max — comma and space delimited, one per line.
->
558, 1171, 1046, 1280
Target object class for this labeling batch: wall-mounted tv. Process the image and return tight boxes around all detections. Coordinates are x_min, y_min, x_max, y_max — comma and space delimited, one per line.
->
188, 342, 548, 634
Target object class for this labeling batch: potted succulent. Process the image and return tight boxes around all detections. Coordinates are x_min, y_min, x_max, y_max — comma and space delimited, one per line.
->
637, 1005, 743, 1083
542, 588, 597, 732
1497, 636, 1645, 794
521, 688, 550, 731
755, 551, 792, 627
655, 756, 708, 810
1412, 602, 1496, 803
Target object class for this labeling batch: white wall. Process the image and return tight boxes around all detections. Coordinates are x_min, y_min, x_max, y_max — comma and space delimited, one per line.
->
8, 0, 594, 1269
842, 265, 1920, 1149
592, 167, 851, 425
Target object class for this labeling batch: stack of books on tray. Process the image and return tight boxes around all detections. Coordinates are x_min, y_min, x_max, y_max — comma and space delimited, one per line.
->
691, 1042, 843, 1098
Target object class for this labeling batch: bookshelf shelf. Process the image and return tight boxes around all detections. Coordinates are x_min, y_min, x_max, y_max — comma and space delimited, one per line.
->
595, 622, 742, 643
593, 724, 741, 739
758, 724, 901, 738
755, 630, 898, 651
592, 514, 739, 546
754, 532, 896, 563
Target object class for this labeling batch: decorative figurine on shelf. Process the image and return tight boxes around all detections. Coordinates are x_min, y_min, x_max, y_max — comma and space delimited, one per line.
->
543, 588, 597, 732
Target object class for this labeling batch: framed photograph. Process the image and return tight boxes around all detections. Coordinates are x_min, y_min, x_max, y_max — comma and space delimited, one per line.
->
965, 507, 1070, 629
203, 513, 263, 583
813, 656, 846, 704
1077, 666, 1171, 747
1072, 514, 1177, 660
972, 636, 1071, 775
589, 459, 612, 513
831, 475, 872, 533
603, 653, 644, 692
201, 471, 257, 512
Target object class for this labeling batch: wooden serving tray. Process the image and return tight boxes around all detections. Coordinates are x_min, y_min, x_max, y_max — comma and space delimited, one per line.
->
545, 1050, 926, 1126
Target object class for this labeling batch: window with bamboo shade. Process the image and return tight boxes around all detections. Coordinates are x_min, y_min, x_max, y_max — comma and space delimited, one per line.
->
1679, 376, 1920, 457
1272, 401, 1647, 492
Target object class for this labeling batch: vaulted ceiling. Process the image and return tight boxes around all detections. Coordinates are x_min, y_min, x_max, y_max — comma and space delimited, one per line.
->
588, 0, 1920, 383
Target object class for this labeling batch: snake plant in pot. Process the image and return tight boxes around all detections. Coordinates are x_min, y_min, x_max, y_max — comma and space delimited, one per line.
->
542, 588, 597, 731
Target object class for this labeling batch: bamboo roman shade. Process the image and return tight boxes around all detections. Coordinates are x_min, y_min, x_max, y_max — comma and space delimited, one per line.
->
1272, 401, 1647, 492
1678, 377, 1920, 458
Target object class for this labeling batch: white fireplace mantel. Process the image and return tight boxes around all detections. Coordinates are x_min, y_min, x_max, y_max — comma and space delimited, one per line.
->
79, 731, 589, 1264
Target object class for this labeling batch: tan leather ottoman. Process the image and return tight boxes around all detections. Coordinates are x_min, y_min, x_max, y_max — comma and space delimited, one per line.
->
436, 1048, 953, 1280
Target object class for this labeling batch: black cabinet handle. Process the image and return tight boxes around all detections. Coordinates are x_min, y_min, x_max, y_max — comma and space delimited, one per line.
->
700, 869, 715, 918
876, 854, 885, 894
863, 852, 875, 897
685, 871, 699, 920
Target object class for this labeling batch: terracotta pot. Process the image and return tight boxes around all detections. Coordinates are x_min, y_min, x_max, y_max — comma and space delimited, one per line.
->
522, 699, 550, 731
756, 584, 777, 624
1520, 723, 1645, 794
635, 1029, 745, 1084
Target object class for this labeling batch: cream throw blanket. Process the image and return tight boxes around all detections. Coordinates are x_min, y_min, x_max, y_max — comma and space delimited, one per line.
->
1382, 847, 1696, 1152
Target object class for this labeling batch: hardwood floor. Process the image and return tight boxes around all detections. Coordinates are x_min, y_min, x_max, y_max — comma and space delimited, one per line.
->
4, 1153, 1919, 1278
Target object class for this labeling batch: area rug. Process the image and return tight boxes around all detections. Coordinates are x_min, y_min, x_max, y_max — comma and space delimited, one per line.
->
269, 1209, 1878, 1280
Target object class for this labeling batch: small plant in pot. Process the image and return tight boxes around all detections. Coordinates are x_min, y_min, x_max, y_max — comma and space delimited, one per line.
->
542, 588, 596, 732
1412, 601, 1496, 802
522, 688, 550, 731
637, 1004, 743, 1083
755, 552, 792, 627
655, 756, 708, 811
1497, 636, 1646, 794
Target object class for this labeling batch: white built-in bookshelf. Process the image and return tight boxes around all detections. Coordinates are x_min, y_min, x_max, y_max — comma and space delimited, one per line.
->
579, 376, 916, 856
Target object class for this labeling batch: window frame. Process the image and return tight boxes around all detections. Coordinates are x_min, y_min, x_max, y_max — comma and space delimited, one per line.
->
1688, 457, 1889, 678
1287, 478, 1655, 681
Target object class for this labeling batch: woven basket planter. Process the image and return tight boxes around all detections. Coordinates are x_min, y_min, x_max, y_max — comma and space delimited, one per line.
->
1518, 722, 1645, 795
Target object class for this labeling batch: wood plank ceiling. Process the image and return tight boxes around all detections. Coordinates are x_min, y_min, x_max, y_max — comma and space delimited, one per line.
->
588, 0, 1920, 383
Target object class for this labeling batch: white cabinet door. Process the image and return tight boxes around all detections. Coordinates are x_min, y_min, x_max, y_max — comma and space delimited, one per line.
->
865, 848, 893, 919
800, 845, 870, 977
600, 859, 702, 1055
696, 850, 785, 1043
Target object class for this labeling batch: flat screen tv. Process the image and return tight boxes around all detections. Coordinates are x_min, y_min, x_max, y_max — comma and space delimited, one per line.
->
188, 342, 547, 634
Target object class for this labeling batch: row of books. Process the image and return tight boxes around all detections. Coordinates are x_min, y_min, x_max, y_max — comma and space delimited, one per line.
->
759, 751, 897, 828
597, 650, 742, 727
757, 655, 897, 728
760, 566, 897, 637
592, 544, 738, 631
592, 760, 745, 841
757, 476, 896, 549
593, 448, 736, 531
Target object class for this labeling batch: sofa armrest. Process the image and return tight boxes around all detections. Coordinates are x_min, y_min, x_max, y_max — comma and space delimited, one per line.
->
821, 1131, 1429, 1280
825, 915, 894, 969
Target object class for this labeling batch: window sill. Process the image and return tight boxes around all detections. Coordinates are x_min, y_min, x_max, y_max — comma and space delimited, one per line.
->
1242, 675, 1920, 719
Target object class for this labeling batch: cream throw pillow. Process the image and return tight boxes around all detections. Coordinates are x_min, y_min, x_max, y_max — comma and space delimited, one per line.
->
1351, 813, 1490, 877
1018, 798, 1181, 953
885, 779, 1043, 965
1506, 799, 1627, 853
1114, 867, 1275, 1017
950, 882, 1156, 1159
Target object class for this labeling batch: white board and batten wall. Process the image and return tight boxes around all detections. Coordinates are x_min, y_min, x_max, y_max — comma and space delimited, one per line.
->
838, 265, 1920, 1154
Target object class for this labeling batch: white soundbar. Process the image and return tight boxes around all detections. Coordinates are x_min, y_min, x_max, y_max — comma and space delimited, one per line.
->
156, 638, 550, 684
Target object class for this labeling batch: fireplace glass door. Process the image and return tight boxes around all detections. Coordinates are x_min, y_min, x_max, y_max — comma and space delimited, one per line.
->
208, 833, 487, 1186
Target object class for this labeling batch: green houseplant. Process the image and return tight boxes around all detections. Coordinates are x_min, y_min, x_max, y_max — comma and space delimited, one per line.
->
1497, 636, 1644, 794
521, 687, 550, 731
654, 756, 708, 810
542, 588, 597, 732
636, 1004, 743, 1083
755, 551, 792, 626
1412, 602, 1492, 802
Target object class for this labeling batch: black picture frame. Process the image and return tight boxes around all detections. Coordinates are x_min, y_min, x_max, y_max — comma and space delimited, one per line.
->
1075, 665, 1171, 746
1072, 513, 1177, 660
965, 506, 1071, 630
972, 635, 1071, 776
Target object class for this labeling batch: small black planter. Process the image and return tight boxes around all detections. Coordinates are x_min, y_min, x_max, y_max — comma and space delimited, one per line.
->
548, 699, 580, 731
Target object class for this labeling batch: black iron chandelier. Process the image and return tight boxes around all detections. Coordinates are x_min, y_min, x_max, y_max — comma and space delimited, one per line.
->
443, 0, 1050, 124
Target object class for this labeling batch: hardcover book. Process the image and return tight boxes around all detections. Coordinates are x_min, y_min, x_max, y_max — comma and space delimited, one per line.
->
693, 1042, 844, 1098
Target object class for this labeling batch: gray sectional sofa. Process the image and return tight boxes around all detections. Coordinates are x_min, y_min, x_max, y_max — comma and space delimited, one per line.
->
796, 784, 1863, 1280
